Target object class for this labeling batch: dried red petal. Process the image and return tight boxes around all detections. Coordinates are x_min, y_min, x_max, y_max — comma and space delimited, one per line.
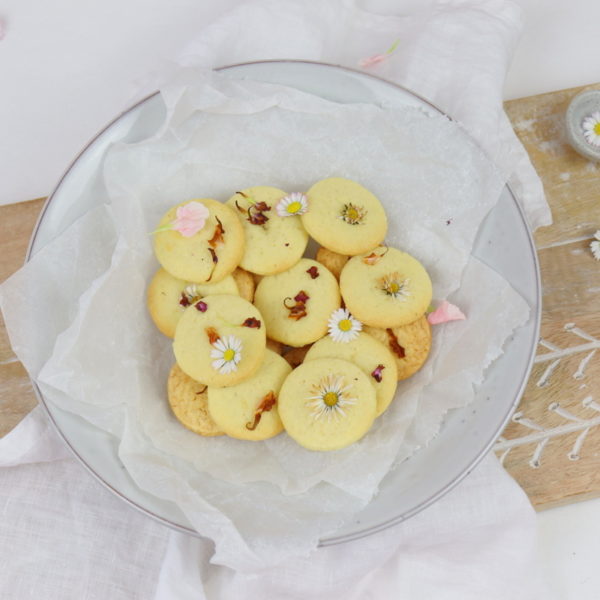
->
371, 364, 385, 382
208, 247, 218, 264
247, 201, 271, 226
205, 327, 220, 345
179, 292, 190, 307
306, 266, 319, 279
362, 252, 380, 265
195, 301, 208, 312
242, 317, 261, 329
246, 391, 277, 431
294, 290, 309, 304
208, 217, 225, 248
386, 328, 405, 359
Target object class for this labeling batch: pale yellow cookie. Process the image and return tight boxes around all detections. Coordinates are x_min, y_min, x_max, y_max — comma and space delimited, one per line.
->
340, 247, 432, 328
363, 316, 432, 381
147, 268, 239, 338
173, 294, 266, 388
207, 350, 291, 441
283, 344, 312, 369
153, 198, 244, 284
301, 178, 387, 255
304, 332, 398, 416
231, 268, 255, 303
167, 363, 223, 436
253, 258, 341, 347
278, 358, 377, 451
315, 246, 349, 280
226, 187, 308, 275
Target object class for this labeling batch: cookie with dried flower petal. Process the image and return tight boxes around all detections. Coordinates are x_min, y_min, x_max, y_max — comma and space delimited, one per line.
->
167, 363, 223, 437
301, 178, 387, 255
173, 294, 266, 388
147, 268, 239, 338
253, 258, 341, 347
226, 187, 308, 275
278, 358, 377, 451
207, 350, 290, 441
153, 198, 245, 284
363, 316, 432, 381
304, 332, 398, 416
340, 247, 432, 328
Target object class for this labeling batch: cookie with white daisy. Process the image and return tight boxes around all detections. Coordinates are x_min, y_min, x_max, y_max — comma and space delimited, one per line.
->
340, 246, 432, 328
207, 350, 291, 441
226, 187, 309, 275
277, 357, 377, 451
301, 177, 387, 255
253, 258, 341, 347
153, 198, 245, 284
363, 315, 432, 381
167, 363, 223, 437
304, 326, 398, 416
147, 268, 239, 338
173, 294, 266, 388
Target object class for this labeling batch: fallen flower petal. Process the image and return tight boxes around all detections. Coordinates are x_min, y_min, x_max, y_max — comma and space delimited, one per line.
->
427, 301, 466, 325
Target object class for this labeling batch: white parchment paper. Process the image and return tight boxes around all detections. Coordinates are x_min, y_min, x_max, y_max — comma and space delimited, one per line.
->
0, 69, 529, 569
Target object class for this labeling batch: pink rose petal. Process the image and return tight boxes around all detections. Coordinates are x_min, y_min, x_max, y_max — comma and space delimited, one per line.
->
172, 201, 209, 237
358, 53, 388, 68
427, 301, 466, 325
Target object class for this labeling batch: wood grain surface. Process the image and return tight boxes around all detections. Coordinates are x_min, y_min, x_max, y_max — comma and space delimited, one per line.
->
1, 83, 599, 510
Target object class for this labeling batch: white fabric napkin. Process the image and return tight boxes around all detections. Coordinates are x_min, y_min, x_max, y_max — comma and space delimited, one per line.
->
1, 0, 553, 597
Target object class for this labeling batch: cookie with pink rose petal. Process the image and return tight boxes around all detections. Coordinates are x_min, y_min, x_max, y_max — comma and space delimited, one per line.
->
226, 187, 309, 275
153, 198, 245, 284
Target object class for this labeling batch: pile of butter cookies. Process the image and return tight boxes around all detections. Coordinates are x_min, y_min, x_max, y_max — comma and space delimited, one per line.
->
147, 177, 433, 452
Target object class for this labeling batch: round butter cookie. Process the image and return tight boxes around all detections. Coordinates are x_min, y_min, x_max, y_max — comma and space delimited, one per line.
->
363, 316, 432, 381
173, 294, 266, 388
147, 268, 238, 338
231, 267, 255, 303
315, 246, 349, 280
253, 258, 341, 347
340, 247, 432, 328
301, 178, 387, 255
226, 187, 308, 275
305, 331, 398, 416
167, 363, 223, 437
153, 198, 244, 284
278, 358, 377, 451
207, 350, 291, 441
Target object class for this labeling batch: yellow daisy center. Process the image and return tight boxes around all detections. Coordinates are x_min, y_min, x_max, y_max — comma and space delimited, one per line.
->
286, 201, 302, 214
346, 206, 359, 221
389, 282, 400, 294
594, 122, 600, 135
223, 349, 235, 362
338, 318, 353, 332
323, 391, 339, 407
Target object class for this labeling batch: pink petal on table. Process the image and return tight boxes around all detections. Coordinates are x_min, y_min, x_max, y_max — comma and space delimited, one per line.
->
358, 53, 388, 68
171, 201, 209, 237
427, 301, 466, 325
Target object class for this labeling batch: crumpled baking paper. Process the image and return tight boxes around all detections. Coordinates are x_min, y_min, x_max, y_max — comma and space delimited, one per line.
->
0, 69, 529, 569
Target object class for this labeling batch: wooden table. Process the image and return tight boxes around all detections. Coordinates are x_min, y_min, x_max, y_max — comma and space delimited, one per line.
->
1, 82, 600, 510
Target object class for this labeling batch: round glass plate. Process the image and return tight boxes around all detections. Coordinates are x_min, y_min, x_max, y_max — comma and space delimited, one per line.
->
28, 60, 540, 545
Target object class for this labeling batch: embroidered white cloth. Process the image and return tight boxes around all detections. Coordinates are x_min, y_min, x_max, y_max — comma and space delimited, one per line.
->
0, 0, 553, 598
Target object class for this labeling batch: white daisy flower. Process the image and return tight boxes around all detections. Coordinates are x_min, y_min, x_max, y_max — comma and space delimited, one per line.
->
582, 112, 600, 147
591, 230, 600, 260
306, 374, 357, 421
379, 272, 411, 300
210, 335, 242, 374
275, 192, 308, 217
327, 307, 362, 343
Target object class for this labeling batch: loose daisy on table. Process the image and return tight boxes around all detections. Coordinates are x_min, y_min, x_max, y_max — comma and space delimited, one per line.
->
276, 192, 308, 217
582, 112, 600, 147
591, 230, 600, 260
328, 307, 362, 343
306, 374, 356, 421
210, 335, 243, 374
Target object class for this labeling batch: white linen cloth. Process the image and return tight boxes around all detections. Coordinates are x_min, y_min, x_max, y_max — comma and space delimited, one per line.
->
0, 0, 553, 597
